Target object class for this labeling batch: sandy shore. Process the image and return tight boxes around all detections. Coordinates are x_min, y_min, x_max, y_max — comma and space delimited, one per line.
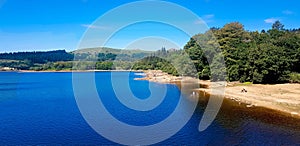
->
136, 70, 300, 119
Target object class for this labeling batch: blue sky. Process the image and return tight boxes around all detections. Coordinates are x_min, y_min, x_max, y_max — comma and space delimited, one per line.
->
0, 0, 299, 52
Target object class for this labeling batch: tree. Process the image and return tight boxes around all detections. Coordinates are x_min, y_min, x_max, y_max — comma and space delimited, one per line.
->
214, 22, 251, 81
272, 20, 284, 31
182, 21, 299, 83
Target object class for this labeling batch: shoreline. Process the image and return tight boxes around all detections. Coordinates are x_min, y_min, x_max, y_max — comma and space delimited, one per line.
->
137, 70, 300, 120
4, 69, 300, 119
15, 69, 143, 73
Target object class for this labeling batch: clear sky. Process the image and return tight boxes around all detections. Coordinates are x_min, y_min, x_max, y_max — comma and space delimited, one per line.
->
0, 0, 299, 52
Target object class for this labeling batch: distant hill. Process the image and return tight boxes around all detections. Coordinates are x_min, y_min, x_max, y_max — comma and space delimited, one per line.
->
0, 50, 74, 64
0, 47, 154, 63
73, 47, 152, 54
0, 47, 170, 70
72, 47, 153, 61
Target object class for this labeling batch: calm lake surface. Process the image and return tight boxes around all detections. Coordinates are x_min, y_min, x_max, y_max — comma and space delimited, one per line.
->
0, 72, 299, 145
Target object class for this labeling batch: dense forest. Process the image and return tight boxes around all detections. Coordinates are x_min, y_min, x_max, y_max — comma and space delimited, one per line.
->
0, 21, 299, 83
0, 49, 149, 70
73, 47, 151, 61
0, 50, 73, 63
133, 21, 300, 83
186, 21, 300, 83
0, 50, 74, 70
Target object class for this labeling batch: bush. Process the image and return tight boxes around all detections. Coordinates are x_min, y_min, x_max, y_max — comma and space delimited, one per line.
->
289, 73, 300, 83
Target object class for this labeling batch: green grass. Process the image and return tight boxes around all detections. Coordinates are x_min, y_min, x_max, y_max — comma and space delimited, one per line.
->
243, 82, 253, 85
233, 81, 253, 86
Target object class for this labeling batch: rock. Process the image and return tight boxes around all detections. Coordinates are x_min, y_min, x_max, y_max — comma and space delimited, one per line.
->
246, 104, 253, 108
291, 112, 298, 115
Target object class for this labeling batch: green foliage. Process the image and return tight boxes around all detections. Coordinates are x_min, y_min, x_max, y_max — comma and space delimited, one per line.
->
132, 56, 179, 76
0, 50, 73, 64
0, 60, 33, 70
272, 20, 284, 31
289, 73, 300, 83
73, 47, 152, 61
183, 21, 300, 83
1, 21, 299, 85
95, 61, 115, 70
131, 47, 200, 77
98, 53, 117, 61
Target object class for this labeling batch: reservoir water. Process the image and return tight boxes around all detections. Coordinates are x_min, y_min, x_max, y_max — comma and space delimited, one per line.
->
0, 72, 299, 145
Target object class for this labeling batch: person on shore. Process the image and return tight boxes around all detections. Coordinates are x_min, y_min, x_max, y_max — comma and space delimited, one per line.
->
241, 88, 247, 93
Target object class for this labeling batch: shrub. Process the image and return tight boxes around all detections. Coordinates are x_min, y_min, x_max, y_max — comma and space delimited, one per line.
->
289, 73, 300, 83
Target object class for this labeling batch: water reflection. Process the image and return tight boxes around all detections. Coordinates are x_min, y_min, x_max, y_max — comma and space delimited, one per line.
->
197, 91, 300, 144
177, 79, 300, 144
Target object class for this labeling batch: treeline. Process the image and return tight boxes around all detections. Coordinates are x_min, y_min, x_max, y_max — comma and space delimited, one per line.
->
132, 48, 198, 77
11, 61, 117, 71
0, 50, 74, 64
132, 56, 178, 75
73, 47, 151, 61
0, 60, 33, 70
1, 21, 299, 84
185, 21, 300, 83
134, 21, 300, 83
0, 49, 138, 70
